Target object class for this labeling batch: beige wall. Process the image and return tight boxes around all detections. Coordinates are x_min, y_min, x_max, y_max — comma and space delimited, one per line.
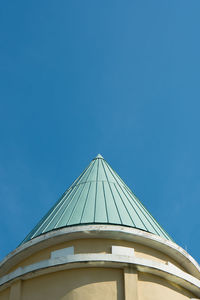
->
138, 272, 195, 300
0, 287, 9, 300
0, 237, 199, 300
8, 238, 186, 274
21, 268, 124, 300
0, 268, 197, 300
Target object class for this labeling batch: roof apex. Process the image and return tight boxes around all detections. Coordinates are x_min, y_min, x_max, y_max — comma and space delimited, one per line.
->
94, 153, 104, 159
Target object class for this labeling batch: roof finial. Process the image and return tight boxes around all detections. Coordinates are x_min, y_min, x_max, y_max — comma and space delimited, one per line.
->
95, 154, 104, 159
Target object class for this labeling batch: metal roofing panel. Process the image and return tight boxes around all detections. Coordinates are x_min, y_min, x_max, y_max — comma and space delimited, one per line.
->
21, 154, 172, 244
81, 181, 96, 224
94, 182, 108, 223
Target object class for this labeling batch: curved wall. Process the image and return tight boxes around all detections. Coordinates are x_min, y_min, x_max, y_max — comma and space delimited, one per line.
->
21, 268, 124, 300
0, 226, 199, 300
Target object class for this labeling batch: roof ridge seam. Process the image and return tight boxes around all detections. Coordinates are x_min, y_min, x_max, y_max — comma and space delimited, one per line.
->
101, 160, 123, 225
79, 161, 96, 223
94, 158, 100, 222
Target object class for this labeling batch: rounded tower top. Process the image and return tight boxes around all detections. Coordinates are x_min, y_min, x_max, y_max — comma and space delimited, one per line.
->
21, 155, 172, 244
1, 155, 200, 300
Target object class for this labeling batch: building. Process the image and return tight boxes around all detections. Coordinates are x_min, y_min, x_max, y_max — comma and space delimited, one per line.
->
0, 154, 200, 300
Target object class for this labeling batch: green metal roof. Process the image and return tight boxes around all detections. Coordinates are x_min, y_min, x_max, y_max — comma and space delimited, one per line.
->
22, 154, 172, 244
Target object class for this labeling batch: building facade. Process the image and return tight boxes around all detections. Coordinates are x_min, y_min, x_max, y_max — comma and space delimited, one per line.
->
0, 155, 200, 300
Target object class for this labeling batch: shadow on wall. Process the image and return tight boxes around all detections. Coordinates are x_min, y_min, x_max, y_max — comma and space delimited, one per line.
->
21, 267, 124, 300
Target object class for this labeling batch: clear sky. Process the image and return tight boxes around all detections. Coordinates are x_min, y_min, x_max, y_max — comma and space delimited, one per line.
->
0, 1, 200, 263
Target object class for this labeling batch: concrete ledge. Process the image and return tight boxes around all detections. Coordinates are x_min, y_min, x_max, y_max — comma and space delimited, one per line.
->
0, 225, 200, 279
0, 253, 200, 297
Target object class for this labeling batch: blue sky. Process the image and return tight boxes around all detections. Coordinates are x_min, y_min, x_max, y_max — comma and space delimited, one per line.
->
0, 0, 200, 263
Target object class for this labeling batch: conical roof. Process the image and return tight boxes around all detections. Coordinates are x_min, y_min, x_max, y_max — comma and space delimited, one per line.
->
22, 155, 172, 244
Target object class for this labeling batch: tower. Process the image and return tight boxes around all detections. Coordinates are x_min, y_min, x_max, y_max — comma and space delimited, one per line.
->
0, 155, 200, 300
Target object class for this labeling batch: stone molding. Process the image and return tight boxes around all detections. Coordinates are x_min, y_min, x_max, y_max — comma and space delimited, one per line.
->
1, 253, 200, 297
1, 225, 199, 279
